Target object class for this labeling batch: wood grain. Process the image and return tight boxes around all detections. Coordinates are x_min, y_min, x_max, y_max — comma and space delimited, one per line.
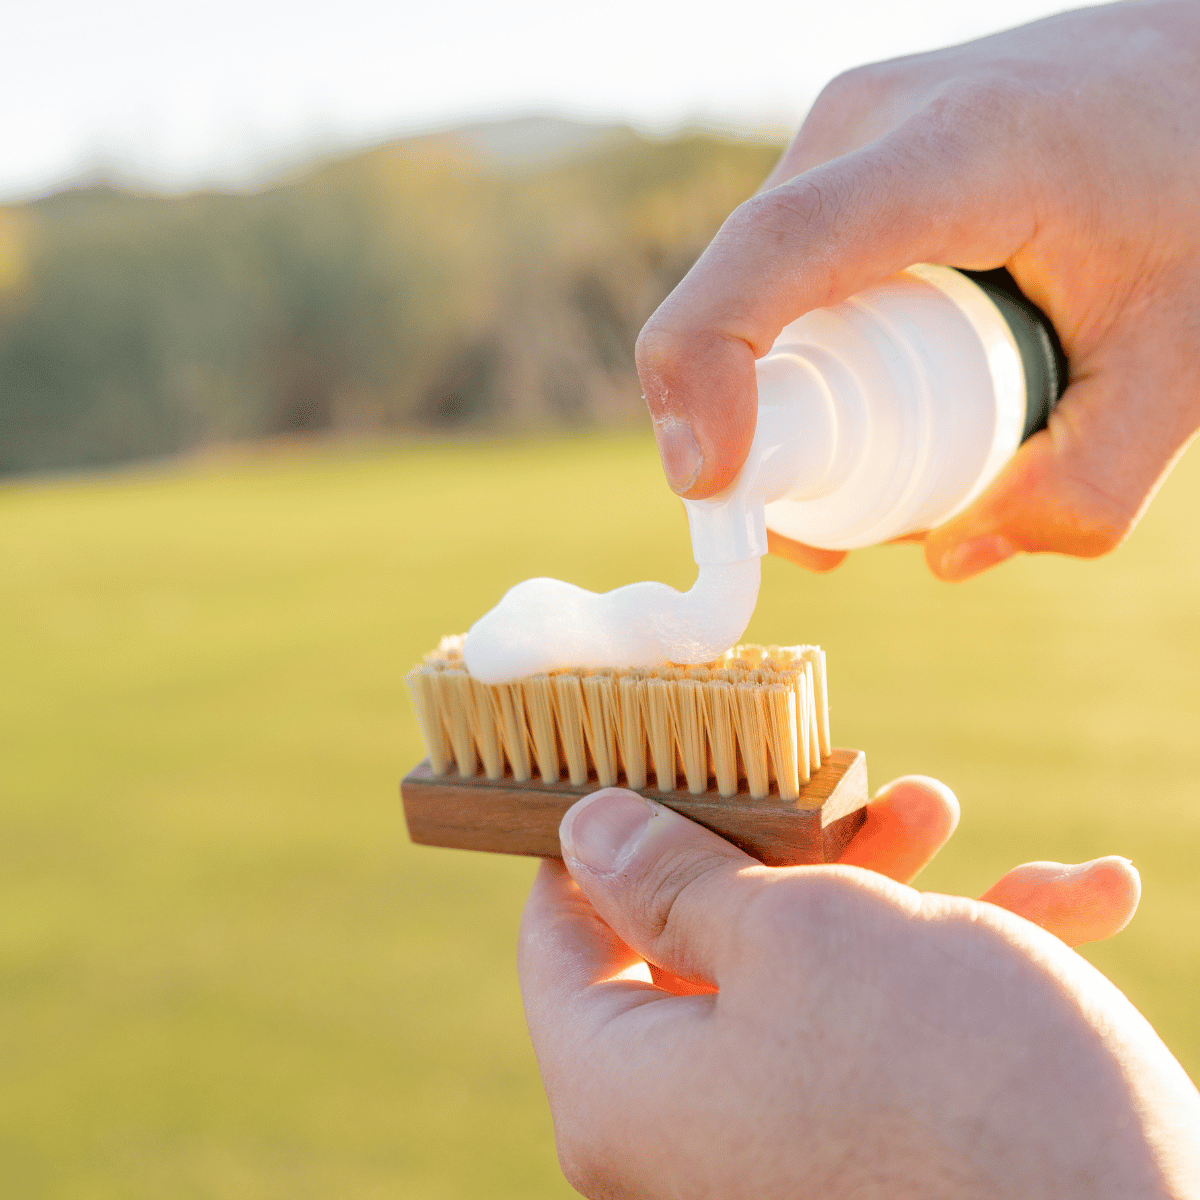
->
401, 748, 868, 867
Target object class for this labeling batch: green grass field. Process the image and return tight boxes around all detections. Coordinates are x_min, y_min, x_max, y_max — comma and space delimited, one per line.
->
2, 430, 1198, 1198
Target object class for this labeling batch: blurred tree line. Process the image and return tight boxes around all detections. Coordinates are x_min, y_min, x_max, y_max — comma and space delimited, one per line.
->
0, 122, 782, 476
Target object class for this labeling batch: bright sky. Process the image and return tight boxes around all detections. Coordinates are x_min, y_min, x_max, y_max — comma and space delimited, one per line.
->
2, 0, 1073, 200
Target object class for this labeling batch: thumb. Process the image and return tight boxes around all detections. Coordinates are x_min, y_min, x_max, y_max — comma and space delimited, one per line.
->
558, 788, 761, 988
637, 103, 1035, 498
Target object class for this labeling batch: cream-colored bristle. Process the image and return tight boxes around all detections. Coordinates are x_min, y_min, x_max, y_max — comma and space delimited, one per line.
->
702, 680, 739, 797
616, 676, 647, 789
801, 647, 831, 757
443, 670, 479, 777
522, 675, 561, 783
781, 663, 812, 778
641, 677, 676, 792
785, 651, 811, 765
406, 667, 451, 775
735, 683, 771, 800
469, 678, 505, 780
793, 668, 813, 781
765, 684, 800, 800
774, 668, 806, 783
494, 683, 532, 782
676, 679, 709, 795
406, 639, 834, 799
581, 673, 620, 788
801, 659, 820, 771
552, 674, 590, 786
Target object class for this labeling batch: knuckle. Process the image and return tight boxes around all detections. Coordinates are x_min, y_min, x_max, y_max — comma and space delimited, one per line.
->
635, 847, 735, 953
722, 183, 842, 301
920, 73, 1033, 153
633, 319, 679, 392
732, 180, 831, 240
723, 182, 842, 304
815, 63, 893, 114
637, 319, 755, 414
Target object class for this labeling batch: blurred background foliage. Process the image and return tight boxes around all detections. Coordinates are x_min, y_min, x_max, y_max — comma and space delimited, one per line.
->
0, 119, 781, 476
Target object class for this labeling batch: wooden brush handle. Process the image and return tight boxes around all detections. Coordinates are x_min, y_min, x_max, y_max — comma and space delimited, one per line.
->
401, 748, 868, 868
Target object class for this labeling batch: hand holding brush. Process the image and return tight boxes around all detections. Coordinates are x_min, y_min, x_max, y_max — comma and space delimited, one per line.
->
521, 777, 1199, 1198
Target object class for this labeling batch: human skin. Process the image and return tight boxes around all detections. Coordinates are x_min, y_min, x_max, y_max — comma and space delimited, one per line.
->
519, 780, 1200, 1198
635, 0, 1200, 579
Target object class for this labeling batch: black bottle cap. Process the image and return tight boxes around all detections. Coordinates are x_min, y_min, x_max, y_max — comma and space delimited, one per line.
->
957, 267, 1068, 441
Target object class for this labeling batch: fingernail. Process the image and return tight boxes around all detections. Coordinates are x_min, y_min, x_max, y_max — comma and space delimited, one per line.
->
654, 417, 703, 494
940, 534, 1015, 579
561, 789, 656, 875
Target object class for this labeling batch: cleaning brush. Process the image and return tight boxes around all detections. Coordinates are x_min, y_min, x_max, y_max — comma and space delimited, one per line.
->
401, 637, 868, 868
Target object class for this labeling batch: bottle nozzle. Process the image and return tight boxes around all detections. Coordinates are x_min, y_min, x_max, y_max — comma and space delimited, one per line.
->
682, 492, 769, 565
682, 351, 840, 565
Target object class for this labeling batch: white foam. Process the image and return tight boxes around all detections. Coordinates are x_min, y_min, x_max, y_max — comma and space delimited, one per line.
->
461, 558, 762, 684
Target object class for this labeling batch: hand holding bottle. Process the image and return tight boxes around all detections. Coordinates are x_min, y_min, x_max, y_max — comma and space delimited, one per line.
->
638, 0, 1200, 579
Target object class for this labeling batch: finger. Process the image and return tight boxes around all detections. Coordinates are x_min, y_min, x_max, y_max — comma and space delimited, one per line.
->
766, 528, 922, 572
557, 788, 762, 988
837, 776, 960, 884
925, 315, 1200, 579
766, 528, 848, 573
979, 856, 1141, 948
637, 98, 1037, 498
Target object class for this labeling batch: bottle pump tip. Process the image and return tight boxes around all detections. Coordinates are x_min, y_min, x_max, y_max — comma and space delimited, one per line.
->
681, 351, 840, 566
683, 492, 769, 566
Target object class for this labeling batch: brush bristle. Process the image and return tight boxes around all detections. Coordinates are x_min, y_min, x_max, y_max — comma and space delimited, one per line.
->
406, 642, 831, 801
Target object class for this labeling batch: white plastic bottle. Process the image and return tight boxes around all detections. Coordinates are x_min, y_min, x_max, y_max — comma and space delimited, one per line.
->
682, 263, 1066, 563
